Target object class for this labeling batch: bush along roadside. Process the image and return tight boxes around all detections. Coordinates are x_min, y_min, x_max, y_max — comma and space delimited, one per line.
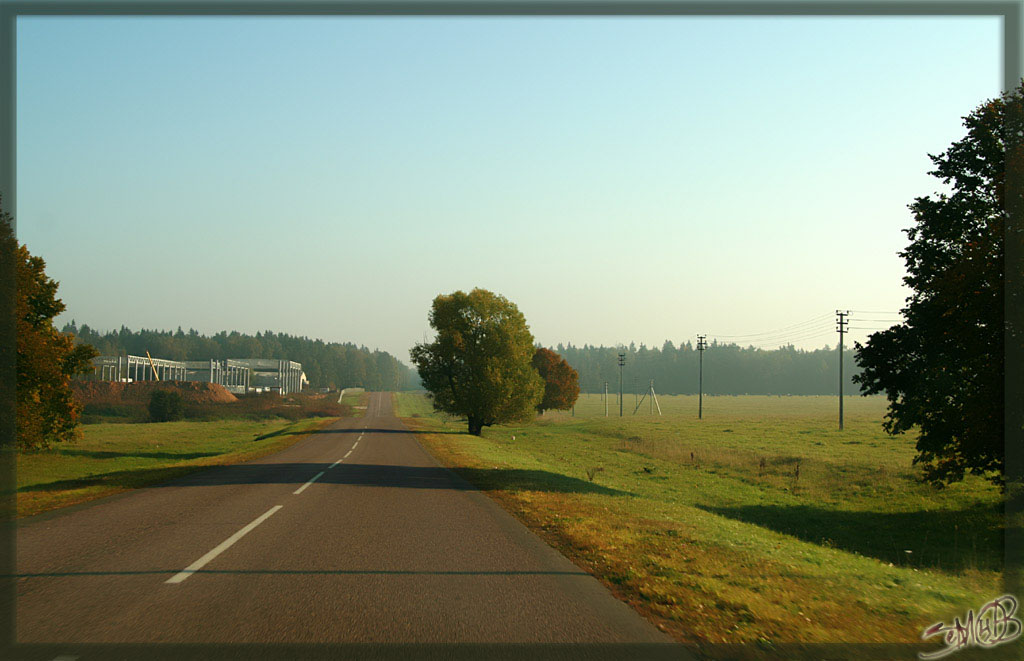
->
149, 390, 185, 422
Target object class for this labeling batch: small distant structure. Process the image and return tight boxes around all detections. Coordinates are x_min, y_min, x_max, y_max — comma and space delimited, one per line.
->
88, 355, 304, 395
91, 355, 190, 384
227, 359, 304, 395
183, 359, 253, 394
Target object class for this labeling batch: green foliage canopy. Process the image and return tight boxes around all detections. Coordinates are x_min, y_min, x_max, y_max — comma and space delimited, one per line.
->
411, 289, 544, 435
854, 81, 1023, 489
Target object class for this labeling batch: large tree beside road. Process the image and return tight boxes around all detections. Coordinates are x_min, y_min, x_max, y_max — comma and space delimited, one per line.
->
2, 197, 98, 450
411, 288, 544, 435
854, 81, 1023, 489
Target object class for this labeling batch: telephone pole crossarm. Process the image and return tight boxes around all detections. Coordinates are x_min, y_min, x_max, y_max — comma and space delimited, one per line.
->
697, 335, 707, 420
836, 310, 849, 431
617, 353, 626, 417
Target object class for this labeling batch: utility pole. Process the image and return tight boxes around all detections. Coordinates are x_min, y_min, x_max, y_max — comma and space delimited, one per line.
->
617, 353, 625, 417
604, 381, 608, 417
697, 335, 707, 419
650, 379, 654, 415
634, 377, 638, 409
836, 310, 848, 430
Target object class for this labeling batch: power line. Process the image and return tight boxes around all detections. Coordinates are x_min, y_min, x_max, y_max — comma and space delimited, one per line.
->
704, 308, 902, 349
744, 332, 836, 349
716, 325, 835, 347
733, 333, 835, 349
751, 329, 835, 341
709, 313, 833, 339
711, 323, 834, 345
746, 326, 835, 341
744, 326, 835, 342
710, 318, 833, 339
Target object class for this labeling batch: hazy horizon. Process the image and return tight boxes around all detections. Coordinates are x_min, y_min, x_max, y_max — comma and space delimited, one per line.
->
16, 16, 1002, 363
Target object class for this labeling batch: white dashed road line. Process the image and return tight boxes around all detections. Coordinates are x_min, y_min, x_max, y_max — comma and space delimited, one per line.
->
293, 471, 325, 495
167, 420, 365, 586
166, 505, 283, 584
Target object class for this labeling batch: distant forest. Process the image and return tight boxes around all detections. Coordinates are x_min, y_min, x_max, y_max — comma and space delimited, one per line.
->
62, 322, 866, 396
63, 322, 416, 392
550, 341, 864, 396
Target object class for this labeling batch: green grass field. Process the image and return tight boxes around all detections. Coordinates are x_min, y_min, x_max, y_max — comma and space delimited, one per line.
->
16, 416, 335, 518
396, 392, 1004, 645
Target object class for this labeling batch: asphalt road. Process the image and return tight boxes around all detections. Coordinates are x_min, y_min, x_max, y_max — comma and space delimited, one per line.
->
16, 392, 673, 644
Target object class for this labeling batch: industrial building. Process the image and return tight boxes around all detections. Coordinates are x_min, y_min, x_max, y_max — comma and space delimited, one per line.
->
88, 355, 304, 395
219, 358, 305, 395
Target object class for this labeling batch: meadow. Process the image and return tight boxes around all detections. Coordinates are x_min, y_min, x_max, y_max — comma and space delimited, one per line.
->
396, 392, 1004, 646
14, 387, 370, 518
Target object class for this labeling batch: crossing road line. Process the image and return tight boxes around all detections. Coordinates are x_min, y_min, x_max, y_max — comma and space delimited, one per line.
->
293, 471, 325, 495
165, 505, 283, 584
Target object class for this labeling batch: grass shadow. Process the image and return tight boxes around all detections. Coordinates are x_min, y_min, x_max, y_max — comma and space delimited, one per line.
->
452, 467, 631, 497
57, 449, 221, 461
16, 465, 207, 496
699, 501, 1003, 572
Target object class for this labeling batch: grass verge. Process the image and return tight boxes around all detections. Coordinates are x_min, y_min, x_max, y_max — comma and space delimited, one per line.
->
16, 416, 336, 518
394, 392, 1002, 645
340, 389, 370, 416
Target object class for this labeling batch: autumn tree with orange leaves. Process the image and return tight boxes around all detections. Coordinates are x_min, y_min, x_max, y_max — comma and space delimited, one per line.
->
2, 197, 97, 450
532, 347, 580, 414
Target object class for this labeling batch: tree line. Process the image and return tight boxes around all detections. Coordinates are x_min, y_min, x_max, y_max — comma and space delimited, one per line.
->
62, 322, 416, 392
550, 340, 862, 396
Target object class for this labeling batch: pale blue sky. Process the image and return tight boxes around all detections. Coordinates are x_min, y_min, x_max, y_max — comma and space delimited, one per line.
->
16, 16, 1002, 362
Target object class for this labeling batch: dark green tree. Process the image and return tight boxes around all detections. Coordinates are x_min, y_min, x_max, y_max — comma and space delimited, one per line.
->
410, 288, 544, 435
854, 81, 1023, 489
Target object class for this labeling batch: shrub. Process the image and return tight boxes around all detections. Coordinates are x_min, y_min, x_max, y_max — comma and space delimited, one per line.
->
178, 393, 348, 422
81, 402, 147, 424
149, 390, 185, 422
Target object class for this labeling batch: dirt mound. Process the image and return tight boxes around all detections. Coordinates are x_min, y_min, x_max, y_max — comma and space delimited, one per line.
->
72, 380, 238, 405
